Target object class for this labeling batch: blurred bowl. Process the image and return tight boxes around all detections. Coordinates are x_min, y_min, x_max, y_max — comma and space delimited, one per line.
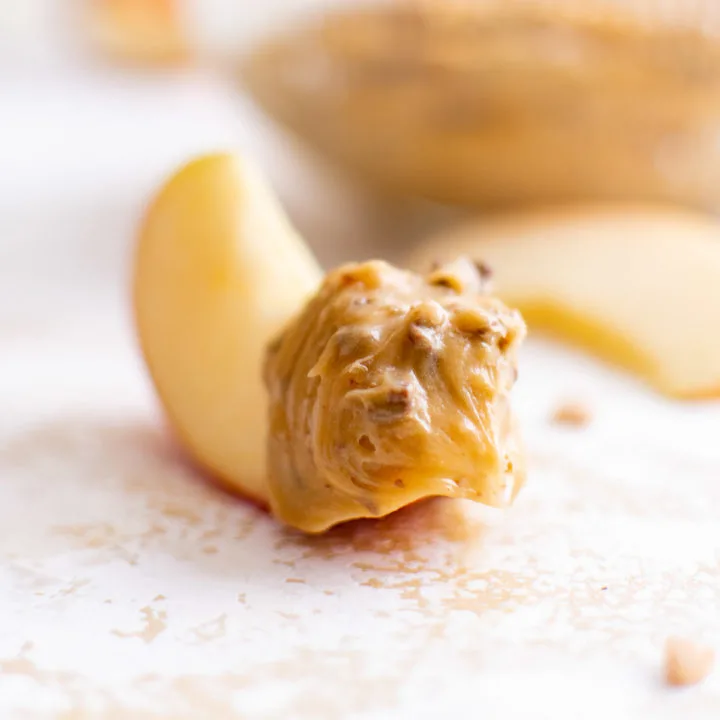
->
242, 0, 720, 210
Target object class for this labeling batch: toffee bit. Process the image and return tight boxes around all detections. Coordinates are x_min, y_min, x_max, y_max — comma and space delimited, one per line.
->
665, 637, 714, 687
359, 495, 380, 515
337, 262, 383, 290
550, 401, 592, 428
453, 307, 491, 337
384, 387, 412, 418
358, 435, 376, 452
408, 322, 440, 351
407, 300, 447, 328
427, 257, 485, 294
430, 276, 455, 290
474, 260, 493, 281
266, 332, 283, 356
344, 360, 369, 387
333, 326, 377, 359
498, 325, 520, 352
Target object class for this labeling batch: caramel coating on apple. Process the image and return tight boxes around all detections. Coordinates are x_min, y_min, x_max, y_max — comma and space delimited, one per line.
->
263, 258, 526, 532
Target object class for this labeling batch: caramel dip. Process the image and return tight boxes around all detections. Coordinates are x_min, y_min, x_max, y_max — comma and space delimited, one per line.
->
264, 258, 525, 532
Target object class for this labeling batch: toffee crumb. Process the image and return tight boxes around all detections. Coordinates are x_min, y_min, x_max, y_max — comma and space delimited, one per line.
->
551, 401, 592, 428
474, 260, 493, 281
665, 637, 714, 687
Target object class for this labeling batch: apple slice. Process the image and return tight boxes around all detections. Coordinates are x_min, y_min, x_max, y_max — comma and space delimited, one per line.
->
134, 153, 322, 503
410, 205, 720, 398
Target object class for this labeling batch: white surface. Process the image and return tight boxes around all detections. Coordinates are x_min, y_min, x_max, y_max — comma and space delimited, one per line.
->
2, 67, 720, 719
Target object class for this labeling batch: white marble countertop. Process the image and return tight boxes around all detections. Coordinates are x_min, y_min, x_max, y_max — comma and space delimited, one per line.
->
2, 66, 720, 720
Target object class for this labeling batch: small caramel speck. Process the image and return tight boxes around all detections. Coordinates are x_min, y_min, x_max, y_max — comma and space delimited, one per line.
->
474, 260, 493, 281
366, 386, 413, 423
427, 257, 486, 295
665, 637, 714, 687
551, 401, 592, 428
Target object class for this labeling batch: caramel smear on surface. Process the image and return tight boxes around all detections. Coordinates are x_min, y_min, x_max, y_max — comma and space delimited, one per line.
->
550, 401, 593, 428
665, 637, 714, 687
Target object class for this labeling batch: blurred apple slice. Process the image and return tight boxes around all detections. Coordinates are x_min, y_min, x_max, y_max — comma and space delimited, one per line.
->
410, 205, 720, 398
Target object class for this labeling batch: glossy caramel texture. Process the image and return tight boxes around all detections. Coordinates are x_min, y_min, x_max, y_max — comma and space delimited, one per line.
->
264, 259, 525, 532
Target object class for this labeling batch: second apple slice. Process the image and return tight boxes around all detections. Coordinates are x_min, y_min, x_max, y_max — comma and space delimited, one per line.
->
410, 205, 720, 398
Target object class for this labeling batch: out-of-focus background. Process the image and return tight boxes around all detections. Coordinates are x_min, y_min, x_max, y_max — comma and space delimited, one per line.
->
3, 3, 720, 718
0, 0, 391, 347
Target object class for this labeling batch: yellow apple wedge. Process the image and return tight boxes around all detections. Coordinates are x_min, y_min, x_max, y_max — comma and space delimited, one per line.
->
410, 205, 720, 398
134, 153, 322, 504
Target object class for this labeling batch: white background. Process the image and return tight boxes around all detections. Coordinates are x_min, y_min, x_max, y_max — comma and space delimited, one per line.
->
2, 3, 720, 718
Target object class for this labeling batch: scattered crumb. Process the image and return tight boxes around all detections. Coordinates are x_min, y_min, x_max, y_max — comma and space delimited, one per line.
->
473, 260, 493, 281
153, 594, 166, 602
550, 401, 592, 428
665, 636, 714, 687
601, 586, 608, 591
